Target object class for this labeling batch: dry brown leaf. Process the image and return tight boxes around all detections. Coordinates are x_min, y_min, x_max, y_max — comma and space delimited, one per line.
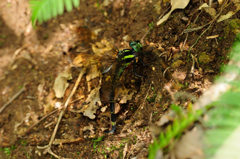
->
218, 0, 224, 5
157, 0, 190, 26
218, 0, 240, 22
86, 64, 101, 81
53, 67, 72, 98
199, 3, 216, 19
91, 39, 113, 55
83, 86, 101, 119
218, 11, 236, 22
115, 86, 137, 104
172, 70, 187, 81
73, 53, 98, 68
101, 106, 108, 112
83, 124, 95, 134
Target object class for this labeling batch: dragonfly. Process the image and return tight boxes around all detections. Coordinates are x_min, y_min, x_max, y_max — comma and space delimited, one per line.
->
72, 27, 146, 134
106, 40, 143, 133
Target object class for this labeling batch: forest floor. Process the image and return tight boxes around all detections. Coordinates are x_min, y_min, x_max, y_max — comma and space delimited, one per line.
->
0, 0, 240, 158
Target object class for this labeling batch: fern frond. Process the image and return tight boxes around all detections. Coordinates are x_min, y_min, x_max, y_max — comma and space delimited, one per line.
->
148, 105, 202, 159
30, 0, 80, 24
204, 36, 240, 158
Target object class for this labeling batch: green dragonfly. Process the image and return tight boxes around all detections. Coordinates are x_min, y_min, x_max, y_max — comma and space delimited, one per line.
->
106, 40, 143, 133
73, 27, 146, 134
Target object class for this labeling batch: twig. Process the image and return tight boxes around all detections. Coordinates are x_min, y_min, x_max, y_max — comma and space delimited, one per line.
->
24, 108, 60, 135
188, 22, 213, 55
9, 45, 27, 68
37, 68, 86, 159
0, 84, 27, 113
52, 138, 85, 145
189, 54, 195, 78
163, 67, 170, 78
183, 0, 227, 33
180, 33, 188, 53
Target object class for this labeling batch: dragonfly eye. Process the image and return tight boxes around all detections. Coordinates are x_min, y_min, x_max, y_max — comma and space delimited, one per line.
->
129, 41, 142, 52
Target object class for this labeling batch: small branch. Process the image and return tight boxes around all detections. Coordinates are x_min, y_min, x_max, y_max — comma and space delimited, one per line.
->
0, 83, 27, 113
38, 68, 86, 159
24, 108, 60, 135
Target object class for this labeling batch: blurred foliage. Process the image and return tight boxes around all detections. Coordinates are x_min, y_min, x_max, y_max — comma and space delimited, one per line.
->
30, 0, 80, 24
148, 104, 202, 159
204, 35, 240, 158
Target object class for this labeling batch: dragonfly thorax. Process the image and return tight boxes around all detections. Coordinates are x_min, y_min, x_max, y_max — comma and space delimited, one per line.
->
117, 49, 136, 64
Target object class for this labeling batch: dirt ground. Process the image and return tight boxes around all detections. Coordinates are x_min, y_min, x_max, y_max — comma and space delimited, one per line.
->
0, 0, 239, 158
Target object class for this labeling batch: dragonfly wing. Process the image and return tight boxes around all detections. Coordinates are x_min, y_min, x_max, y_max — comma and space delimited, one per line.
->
102, 63, 114, 74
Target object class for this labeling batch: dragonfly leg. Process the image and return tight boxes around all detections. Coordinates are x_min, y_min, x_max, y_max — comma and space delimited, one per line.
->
133, 60, 151, 84
133, 60, 144, 78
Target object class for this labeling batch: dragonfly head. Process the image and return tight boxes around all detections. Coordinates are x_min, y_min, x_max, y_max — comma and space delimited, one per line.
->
129, 41, 142, 52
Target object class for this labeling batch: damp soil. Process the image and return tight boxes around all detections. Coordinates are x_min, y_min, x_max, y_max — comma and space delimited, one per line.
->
0, 0, 239, 158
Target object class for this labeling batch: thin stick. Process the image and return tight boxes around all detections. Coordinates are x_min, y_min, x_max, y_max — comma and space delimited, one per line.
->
38, 68, 86, 159
0, 84, 27, 113
24, 108, 60, 135
9, 45, 27, 67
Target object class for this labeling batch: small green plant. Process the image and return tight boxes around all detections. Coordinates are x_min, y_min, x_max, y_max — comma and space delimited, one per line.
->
0, 145, 17, 156
20, 140, 28, 146
149, 22, 154, 30
219, 56, 226, 59
92, 136, 104, 153
152, 111, 158, 116
0, 41, 4, 46
147, 87, 156, 102
148, 104, 202, 159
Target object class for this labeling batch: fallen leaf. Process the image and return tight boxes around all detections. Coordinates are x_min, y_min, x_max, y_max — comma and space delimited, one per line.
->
199, 3, 216, 19
86, 64, 101, 81
133, 120, 145, 127
73, 53, 97, 68
115, 86, 137, 104
83, 86, 101, 119
218, 11, 236, 22
83, 124, 95, 134
53, 67, 72, 98
157, 0, 190, 26
101, 106, 108, 112
217, 0, 240, 22
218, 0, 224, 5
91, 39, 114, 56
83, 104, 99, 119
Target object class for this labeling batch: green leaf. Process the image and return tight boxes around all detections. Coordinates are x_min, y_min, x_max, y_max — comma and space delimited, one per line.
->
30, 0, 80, 25
64, 0, 73, 12
73, 0, 80, 7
